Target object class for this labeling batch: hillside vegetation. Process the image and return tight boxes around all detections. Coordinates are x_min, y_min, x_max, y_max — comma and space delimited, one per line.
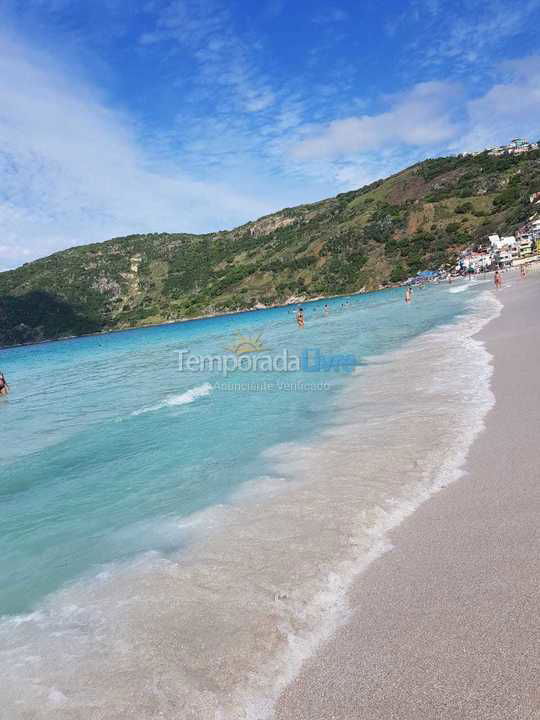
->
1, 149, 540, 346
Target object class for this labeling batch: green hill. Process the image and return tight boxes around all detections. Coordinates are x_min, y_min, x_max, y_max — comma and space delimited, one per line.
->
1, 149, 539, 347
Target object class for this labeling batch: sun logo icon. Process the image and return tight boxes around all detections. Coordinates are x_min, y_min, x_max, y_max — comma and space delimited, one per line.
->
225, 332, 268, 355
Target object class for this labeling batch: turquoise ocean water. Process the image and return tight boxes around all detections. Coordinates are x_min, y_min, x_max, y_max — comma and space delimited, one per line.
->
1, 281, 489, 617
0, 278, 500, 719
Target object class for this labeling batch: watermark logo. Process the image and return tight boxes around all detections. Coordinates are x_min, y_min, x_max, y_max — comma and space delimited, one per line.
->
225, 332, 268, 355
177, 331, 357, 377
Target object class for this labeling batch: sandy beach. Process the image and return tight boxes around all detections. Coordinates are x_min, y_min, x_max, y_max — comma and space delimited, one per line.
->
275, 274, 540, 720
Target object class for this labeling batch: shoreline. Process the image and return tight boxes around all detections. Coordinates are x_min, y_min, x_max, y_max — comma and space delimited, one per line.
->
4, 261, 539, 353
6, 262, 536, 353
0, 282, 401, 352
275, 276, 540, 718
7, 269, 483, 352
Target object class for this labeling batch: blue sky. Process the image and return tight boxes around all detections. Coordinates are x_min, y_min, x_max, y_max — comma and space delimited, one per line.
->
1, 0, 540, 268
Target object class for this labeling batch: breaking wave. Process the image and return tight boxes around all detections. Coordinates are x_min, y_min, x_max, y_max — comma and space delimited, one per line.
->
131, 383, 213, 416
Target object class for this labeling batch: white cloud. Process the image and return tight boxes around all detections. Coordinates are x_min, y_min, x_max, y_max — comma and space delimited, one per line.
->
405, 0, 540, 76
290, 82, 461, 160
284, 54, 540, 187
333, 160, 390, 190
0, 244, 32, 261
139, 0, 276, 115
244, 90, 276, 113
0, 30, 273, 268
455, 55, 540, 152
440, 1, 540, 59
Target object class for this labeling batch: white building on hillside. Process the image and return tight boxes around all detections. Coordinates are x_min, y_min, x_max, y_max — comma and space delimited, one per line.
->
488, 138, 539, 156
496, 249, 514, 266
489, 234, 519, 266
488, 234, 517, 251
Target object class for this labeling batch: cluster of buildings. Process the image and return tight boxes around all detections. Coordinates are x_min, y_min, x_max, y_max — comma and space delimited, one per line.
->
408, 139, 540, 282
487, 138, 539, 157
456, 184, 540, 273
458, 217, 540, 274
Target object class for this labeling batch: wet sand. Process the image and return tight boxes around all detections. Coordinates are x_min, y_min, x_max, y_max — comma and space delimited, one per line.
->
275, 275, 540, 719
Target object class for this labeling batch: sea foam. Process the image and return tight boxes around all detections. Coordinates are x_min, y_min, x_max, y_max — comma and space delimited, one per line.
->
131, 382, 213, 416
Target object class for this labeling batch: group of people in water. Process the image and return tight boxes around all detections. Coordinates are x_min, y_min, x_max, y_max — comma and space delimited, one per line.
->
292, 263, 531, 330
294, 302, 339, 328
294, 291, 415, 328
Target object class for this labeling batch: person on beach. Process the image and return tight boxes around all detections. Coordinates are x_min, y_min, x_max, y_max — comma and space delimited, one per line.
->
0, 372, 8, 396
494, 270, 502, 289
520, 264, 527, 279
296, 307, 305, 328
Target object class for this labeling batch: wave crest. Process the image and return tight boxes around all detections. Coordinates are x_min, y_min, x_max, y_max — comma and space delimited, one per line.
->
131, 383, 213, 416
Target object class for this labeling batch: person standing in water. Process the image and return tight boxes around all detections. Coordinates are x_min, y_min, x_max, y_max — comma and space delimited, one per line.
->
323, 304, 329, 316
404, 287, 412, 303
296, 307, 305, 328
0, 372, 8, 396
494, 270, 502, 289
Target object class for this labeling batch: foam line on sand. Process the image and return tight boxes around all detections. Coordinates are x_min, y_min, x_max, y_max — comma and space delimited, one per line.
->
275, 276, 540, 720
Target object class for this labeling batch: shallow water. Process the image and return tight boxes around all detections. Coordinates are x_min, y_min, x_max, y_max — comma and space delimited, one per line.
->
0, 280, 500, 718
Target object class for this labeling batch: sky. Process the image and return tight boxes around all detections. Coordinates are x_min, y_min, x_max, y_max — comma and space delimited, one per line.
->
1, 0, 540, 269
